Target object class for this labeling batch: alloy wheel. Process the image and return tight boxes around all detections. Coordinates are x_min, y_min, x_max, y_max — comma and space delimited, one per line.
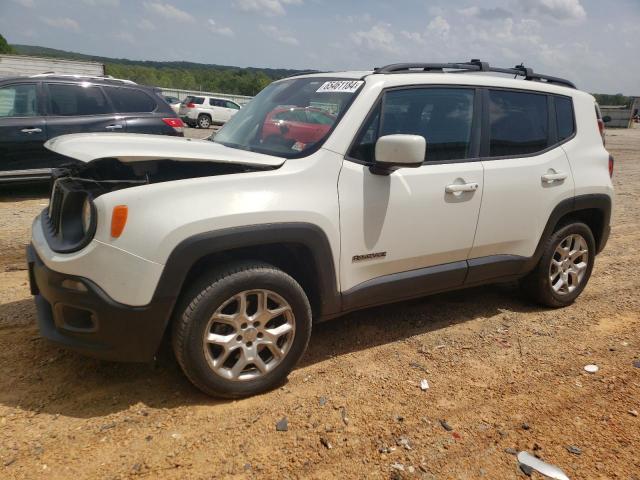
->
548, 233, 589, 295
202, 289, 295, 381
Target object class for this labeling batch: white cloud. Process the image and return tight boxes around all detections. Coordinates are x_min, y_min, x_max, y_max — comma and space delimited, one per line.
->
208, 19, 234, 37
351, 23, 398, 54
114, 31, 135, 43
259, 24, 299, 45
459, 6, 511, 20
11, 0, 35, 7
40, 16, 80, 32
82, 0, 120, 6
233, 0, 302, 17
400, 30, 426, 45
426, 16, 450, 38
337, 13, 372, 24
138, 18, 156, 31
518, 0, 586, 22
143, 2, 194, 22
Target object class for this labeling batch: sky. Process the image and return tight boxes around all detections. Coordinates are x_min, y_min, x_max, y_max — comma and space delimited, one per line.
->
1, 0, 639, 94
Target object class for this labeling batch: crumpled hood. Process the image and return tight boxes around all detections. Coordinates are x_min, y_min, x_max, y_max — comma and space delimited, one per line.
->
44, 133, 285, 168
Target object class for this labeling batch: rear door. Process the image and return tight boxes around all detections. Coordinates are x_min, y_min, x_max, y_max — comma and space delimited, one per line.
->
0, 82, 50, 176
44, 82, 126, 139
103, 86, 168, 134
468, 89, 575, 278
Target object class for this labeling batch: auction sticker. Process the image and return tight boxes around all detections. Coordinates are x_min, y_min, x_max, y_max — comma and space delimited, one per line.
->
316, 80, 363, 93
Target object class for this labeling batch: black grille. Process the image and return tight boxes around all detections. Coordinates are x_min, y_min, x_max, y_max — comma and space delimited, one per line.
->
48, 182, 64, 235
42, 178, 96, 253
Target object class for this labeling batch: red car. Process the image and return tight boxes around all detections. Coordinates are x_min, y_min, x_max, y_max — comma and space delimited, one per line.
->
261, 107, 336, 147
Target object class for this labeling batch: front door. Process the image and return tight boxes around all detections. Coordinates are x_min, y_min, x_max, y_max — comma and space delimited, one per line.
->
0, 82, 50, 176
338, 87, 483, 309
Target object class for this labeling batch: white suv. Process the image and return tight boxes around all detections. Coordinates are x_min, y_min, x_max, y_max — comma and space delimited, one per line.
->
28, 60, 614, 398
178, 95, 241, 128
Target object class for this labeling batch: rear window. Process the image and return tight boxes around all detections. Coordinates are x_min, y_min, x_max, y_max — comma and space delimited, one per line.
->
48, 83, 111, 116
106, 87, 156, 113
190, 97, 205, 105
555, 96, 575, 141
488, 90, 548, 157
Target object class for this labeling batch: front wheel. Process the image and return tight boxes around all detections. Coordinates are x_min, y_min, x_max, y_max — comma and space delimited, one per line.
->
521, 222, 596, 307
172, 262, 312, 398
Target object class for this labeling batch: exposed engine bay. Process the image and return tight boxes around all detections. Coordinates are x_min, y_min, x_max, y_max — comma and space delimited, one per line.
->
51, 156, 274, 199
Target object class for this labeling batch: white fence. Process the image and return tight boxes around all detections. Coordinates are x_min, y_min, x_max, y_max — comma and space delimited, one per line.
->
158, 87, 253, 106
0, 54, 104, 77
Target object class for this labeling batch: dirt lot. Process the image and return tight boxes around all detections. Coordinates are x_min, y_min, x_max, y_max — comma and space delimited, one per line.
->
0, 129, 638, 479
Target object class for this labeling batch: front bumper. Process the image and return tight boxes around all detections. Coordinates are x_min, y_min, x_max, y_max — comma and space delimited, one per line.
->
27, 245, 173, 362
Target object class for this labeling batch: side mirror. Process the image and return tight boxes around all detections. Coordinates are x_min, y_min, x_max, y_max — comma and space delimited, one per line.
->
602, 115, 612, 123
371, 134, 425, 175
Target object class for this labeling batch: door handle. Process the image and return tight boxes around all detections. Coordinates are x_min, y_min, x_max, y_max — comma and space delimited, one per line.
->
105, 124, 123, 130
445, 182, 479, 193
541, 171, 568, 183
21, 128, 42, 134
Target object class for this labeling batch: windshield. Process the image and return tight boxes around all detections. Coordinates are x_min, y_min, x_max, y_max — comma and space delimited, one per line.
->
213, 77, 364, 158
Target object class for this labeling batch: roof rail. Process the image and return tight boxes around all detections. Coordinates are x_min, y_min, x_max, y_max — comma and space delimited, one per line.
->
29, 73, 137, 85
372, 59, 576, 89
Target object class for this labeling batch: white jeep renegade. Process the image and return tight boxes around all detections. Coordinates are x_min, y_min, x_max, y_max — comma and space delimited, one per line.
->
28, 61, 614, 398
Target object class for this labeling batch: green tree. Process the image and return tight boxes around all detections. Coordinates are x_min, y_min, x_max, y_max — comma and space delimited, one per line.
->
0, 33, 14, 54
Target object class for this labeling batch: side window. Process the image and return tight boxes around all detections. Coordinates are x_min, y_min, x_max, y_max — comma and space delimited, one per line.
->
555, 96, 575, 141
225, 101, 240, 110
106, 87, 156, 113
0, 84, 38, 117
48, 84, 110, 116
349, 88, 475, 163
488, 90, 548, 157
192, 97, 205, 105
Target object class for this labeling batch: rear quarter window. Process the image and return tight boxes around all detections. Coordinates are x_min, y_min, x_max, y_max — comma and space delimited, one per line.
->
555, 96, 575, 141
106, 87, 157, 113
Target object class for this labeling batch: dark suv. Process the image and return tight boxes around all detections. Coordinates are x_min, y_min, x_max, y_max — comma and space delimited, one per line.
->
0, 74, 184, 183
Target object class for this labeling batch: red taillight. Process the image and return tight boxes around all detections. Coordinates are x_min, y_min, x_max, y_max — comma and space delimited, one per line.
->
186, 102, 195, 108
608, 154, 614, 178
162, 117, 184, 133
597, 118, 605, 145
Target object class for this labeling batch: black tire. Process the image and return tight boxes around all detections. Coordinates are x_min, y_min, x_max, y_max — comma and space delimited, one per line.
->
172, 261, 312, 398
197, 114, 211, 129
521, 222, 596, 307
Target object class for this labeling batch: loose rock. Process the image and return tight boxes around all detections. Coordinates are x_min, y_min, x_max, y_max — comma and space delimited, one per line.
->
320, 436, 332, 449
420, 379, 430, 391
276, 417, 288, 432
566, 445, 582, 455
318, 396, 327, 407
440, 419, 453, 432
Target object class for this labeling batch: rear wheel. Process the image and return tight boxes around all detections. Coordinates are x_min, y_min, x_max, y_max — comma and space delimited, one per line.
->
197, 114, 211, 129
172, 262, 312, 398
521, 222, 595, 307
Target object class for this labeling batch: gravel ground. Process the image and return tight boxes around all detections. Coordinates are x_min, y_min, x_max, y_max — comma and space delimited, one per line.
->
0, 128, 638, 479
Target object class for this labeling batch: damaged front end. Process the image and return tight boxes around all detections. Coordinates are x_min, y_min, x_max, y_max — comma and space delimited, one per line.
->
42, 133, 286, 253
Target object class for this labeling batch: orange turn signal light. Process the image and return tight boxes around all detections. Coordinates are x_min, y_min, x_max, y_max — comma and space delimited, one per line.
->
110, 205, 128, 238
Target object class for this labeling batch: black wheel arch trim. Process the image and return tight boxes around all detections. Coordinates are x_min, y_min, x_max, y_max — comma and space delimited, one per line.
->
152, 222, 342, 323
525, 193, 611, 271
